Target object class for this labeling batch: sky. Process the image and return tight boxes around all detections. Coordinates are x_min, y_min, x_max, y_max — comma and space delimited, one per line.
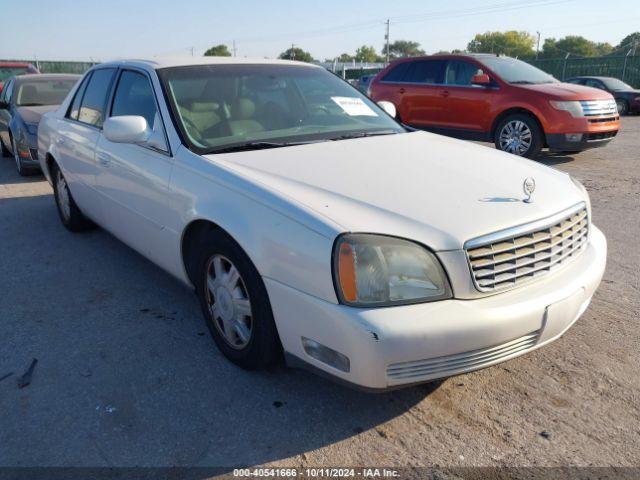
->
1, 0, 638, 62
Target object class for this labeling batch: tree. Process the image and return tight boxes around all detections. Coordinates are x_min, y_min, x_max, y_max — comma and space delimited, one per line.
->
278, 47, 314, 63
204, 44, 231, 57
615, 32, 640, 54
354, 45, 378, 63
467, 31, 535, 57
384, 40, 425, 59
540, 36, 609, 58
337, 53, 354, 62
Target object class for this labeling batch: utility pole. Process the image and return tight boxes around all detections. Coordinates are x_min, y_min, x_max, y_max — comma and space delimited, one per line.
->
536, 31, 541, 59
291, 43, 296, 60
385, 19, 390, 65
233, 40, 237, 57
190, 46, 195, 57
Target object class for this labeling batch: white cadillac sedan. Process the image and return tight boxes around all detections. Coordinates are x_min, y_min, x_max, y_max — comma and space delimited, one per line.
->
38, 58, 606, 391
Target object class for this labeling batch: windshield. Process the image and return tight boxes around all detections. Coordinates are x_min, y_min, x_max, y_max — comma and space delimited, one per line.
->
15, 78, 78, 106
159, 64, 404, 154
0, 67, 30, 82
480, 57, 557, 84
601, 77, 633, 90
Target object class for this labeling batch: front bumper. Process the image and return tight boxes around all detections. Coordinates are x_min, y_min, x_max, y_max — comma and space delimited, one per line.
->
546, 131, 617, 151
266, 226, 607, 391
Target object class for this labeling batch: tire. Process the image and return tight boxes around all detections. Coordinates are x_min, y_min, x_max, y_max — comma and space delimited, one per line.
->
194, 230, 281, 370
0, 137, 10, 158
50, 162, 94, 232
494, 113, 543, 159
615, 99, 629, 116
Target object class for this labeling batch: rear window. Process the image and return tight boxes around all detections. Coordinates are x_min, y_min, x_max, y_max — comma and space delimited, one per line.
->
0, 67, 29, 82
14, 78, 78, 107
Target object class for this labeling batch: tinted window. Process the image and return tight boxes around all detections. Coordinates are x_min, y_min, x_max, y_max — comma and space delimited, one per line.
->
78, 68, 116, 127
404, 60, 446, 84
584, 79, 606, 90
381, 62, 411, 82
111, 70, 158, 128
566, 78, 583, 85
68, 74, 91, 120
445, 60, 480, 85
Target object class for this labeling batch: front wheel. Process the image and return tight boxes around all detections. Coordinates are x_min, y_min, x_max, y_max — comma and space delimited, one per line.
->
51, 163, 94, 232
616, 99, 629, 116
195, 231, 281, 370
495, 114, 543, 159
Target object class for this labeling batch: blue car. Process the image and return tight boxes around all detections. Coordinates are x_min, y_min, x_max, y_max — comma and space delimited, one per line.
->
0, 74, 79, 175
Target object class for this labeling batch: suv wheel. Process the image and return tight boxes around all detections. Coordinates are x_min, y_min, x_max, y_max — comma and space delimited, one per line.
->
495, 114, 543, 159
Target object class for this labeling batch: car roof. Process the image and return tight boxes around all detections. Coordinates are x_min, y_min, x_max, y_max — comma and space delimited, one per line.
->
0, 62, 35, 67
94, 57, 320, 71
14, 73, 80, 83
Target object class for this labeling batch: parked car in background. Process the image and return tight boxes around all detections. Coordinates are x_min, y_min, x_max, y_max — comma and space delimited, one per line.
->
356, 74, 375, 94
0, 62, 39, 94
565, 76, 640, 115
0, 74, 79, 174
370, 54, 620, 158
38, 58, 606, 391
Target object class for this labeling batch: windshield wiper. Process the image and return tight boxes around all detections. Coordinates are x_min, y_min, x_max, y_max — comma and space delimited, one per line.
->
332, 130, 399, 141
207, 140, 323, 154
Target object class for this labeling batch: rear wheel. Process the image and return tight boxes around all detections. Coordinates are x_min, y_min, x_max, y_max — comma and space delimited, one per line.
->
495, 113, 543, 159
615, 99, 629, 116
51, 163, 94, 232
194, 230, 281, 370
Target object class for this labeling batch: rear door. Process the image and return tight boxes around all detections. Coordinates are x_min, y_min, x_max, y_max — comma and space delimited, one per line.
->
94, 68, 176, 270
440, 59, 498, 134
395, 59, 447, 127
56, 68, 117, 220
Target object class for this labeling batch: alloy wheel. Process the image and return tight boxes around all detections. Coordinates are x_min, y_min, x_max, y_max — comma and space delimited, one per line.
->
499, 120, 532, 156
55, 169, 71, 221
204, 254, 253, 349
616, 99, 627, 115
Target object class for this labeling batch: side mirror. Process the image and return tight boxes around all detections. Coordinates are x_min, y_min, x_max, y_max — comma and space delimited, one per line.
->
103, 116, 150, 144
377, 100, 397, 118
471, 73, 491, 86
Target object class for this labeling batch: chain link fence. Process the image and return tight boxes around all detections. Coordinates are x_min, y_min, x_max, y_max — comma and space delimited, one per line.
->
527, 55, 640, 87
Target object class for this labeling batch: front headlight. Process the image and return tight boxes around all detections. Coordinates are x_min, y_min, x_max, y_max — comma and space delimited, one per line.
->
333, 234, 452, 307
550, 100, 584, 118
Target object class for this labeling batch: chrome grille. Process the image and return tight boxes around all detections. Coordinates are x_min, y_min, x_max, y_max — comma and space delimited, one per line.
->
580, 99, 617, 116
466, 204, 589, 292
387, 331, 540, 380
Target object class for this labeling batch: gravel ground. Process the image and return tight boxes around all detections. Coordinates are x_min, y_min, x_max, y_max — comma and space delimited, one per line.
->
0, 118, 638, 473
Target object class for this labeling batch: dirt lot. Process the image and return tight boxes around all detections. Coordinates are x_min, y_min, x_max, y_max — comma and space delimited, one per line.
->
0, 118, 638, 473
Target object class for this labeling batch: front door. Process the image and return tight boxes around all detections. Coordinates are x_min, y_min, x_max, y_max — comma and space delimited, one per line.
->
397, 59, 448, 128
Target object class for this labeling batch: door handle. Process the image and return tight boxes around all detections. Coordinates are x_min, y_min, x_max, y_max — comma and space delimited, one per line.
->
97, 152, 112, 167
398, 87, 405, 94
441, 90, 450, 97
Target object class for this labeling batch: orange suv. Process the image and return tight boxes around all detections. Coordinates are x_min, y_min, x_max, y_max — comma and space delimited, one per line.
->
369, 54, 620, 158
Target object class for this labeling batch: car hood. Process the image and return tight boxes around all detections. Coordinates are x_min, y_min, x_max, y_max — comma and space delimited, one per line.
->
517, 82, 613, 100
207, 131, 586, 251
16, 105, 58, 124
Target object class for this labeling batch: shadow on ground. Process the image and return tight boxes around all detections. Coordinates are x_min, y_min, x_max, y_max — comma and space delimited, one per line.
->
0, 186, 439, 469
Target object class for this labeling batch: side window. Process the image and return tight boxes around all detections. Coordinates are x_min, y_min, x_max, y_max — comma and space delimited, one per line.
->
445, 60, 481, 86
381, 62, 411, 82
404, 60, 446, 84
68, 73, 91, 120
566, 78, 583, 85
111, 70, 158, 128
78, 68, 116, 127
585, 79, 605, 90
